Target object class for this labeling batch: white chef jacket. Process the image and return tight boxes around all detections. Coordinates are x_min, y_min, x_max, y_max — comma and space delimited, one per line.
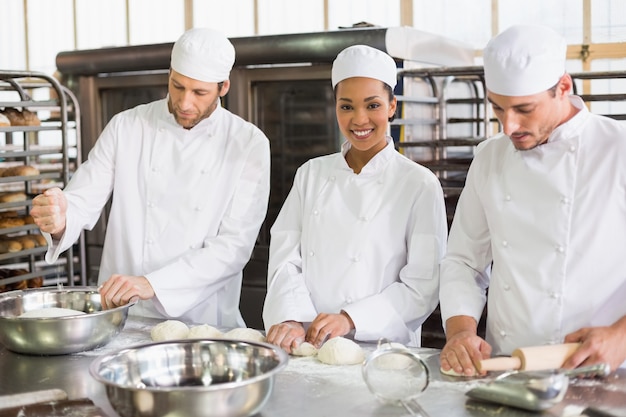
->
440, 96, 626, 359
263, 138, 447, 346
45, 98, 271, 327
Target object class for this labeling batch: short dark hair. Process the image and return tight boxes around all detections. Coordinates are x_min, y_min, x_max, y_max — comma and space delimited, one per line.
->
547, 80, 560, 97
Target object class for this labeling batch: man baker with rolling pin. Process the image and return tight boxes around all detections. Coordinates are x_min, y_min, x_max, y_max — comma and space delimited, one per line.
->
439, 24, 626, 376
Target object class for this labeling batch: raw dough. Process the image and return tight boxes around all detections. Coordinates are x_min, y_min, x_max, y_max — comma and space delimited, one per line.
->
291, 342, 317, 357
374, 343, 416, 369
317, 337, 365, 365
440, 366, 476, 377
187, 324, 223, 339
150, 320, 190, 341
223, 327, 266, 343
19, 307, 86, 318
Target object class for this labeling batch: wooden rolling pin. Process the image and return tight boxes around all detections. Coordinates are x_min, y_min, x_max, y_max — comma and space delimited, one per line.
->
478, 343, 581, 372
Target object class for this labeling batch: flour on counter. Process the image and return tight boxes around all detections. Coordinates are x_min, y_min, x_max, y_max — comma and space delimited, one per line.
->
77, 318, 153, 356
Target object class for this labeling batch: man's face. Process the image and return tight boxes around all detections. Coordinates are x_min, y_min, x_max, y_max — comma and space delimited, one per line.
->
167, 70, 229, 129
487, 86, 567, 151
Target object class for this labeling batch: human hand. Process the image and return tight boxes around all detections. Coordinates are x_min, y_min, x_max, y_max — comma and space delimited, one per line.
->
562, 318, 626, 372
265, 321, 306, 354
440, 330, 492, 376
305, 311, 354, 348
29, 187, 68, 238
99, 274, 155, 310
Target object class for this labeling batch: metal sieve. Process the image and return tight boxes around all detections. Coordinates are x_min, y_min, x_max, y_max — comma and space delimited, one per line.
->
362, 340, 431, 417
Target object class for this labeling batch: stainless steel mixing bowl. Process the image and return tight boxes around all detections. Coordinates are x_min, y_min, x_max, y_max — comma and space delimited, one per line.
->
0, 286, 134, 355
89, 339, 289, 417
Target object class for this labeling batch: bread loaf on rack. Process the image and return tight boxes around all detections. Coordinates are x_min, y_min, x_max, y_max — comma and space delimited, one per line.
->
0, 217, 26, 228
14, 235, 37, 250
1, 165, 40, 177
0, 268, 38, 293
0, 113, 10, 127
0, 192, 27, 203
1, 108, 40, 126
0, 239, 22, 253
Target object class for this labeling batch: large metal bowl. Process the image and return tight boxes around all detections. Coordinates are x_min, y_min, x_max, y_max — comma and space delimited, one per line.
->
90, 339, 289, 417
0, 286, 134, 355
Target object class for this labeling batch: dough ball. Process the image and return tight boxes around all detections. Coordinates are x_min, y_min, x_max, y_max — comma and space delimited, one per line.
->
317, 337, 365, 365
223, 327, 266, 343
19, 307, 86, 318
187, 324, 223, 339
291, 341, 317, 357
151, 320, 190, 341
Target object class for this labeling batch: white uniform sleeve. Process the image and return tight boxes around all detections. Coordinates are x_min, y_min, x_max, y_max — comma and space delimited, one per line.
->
439, 156, 492, 328
263, 165, 318, 328
44, 114, 118, 264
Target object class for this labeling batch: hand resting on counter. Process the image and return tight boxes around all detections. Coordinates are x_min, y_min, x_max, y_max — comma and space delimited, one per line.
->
266, 311, 355, 354
265, 321, 306, 354
562, 316, 626, 372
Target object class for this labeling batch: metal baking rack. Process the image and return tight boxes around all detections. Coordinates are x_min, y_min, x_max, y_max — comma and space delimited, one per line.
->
0, 70, 86, 291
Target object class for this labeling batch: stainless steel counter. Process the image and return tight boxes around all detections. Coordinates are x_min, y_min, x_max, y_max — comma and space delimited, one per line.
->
1, 316, 625, 416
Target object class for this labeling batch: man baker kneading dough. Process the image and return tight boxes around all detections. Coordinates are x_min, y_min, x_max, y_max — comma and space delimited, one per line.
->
30, 28, 271, 328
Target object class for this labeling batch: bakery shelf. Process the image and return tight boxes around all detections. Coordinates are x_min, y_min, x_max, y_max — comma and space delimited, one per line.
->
0, 173, 60, 183
0, 69, 86, 291
0, 224, 39, 235
0, 246, 47, 262
0, 126, 61, 133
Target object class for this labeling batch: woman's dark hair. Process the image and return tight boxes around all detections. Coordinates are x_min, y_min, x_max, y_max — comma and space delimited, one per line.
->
383, 83, 397, 122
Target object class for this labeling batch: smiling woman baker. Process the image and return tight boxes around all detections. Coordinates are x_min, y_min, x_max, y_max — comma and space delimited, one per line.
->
263, 45, 448, 354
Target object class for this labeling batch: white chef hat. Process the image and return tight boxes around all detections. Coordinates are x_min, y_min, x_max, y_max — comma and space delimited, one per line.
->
171, 28, 235, 83
331, 45, 397, 89
483, 25, 567, 96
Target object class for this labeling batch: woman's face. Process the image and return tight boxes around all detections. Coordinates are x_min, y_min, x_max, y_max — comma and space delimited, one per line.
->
335, 77, 397, 155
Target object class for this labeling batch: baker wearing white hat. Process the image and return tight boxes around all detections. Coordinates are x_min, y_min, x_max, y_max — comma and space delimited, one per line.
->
439, 24, 626, 377
31, 28, 271, 329
263, 44, 447, 353
168, 27, 236, 129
